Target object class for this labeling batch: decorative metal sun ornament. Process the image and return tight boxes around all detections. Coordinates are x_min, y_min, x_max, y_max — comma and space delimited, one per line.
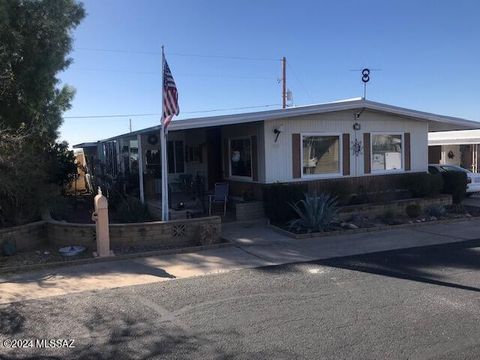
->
351, 139, 363, 157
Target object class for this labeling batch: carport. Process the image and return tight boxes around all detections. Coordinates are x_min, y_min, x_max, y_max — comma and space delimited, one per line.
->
429, 130, 480, 172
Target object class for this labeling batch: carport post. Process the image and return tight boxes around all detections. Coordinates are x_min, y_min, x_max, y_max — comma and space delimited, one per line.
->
137, 134, 145, 204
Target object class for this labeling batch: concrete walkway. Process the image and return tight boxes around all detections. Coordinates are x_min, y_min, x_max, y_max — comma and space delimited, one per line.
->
1, 218, 479, 304
222, 219, 480, 263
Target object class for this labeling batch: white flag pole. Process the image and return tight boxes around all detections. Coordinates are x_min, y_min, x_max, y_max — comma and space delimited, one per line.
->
160, 45, 169, 221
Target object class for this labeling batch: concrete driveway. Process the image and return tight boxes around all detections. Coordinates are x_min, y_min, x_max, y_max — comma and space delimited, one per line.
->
1, 239, 480, 359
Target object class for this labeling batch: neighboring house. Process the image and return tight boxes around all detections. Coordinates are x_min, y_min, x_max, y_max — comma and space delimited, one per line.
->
73, 98, 480, 206
65, 149, 92, 194
428, 130, 480, 172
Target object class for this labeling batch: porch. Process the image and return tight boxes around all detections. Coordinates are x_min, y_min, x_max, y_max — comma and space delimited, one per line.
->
97, 122, 265, 221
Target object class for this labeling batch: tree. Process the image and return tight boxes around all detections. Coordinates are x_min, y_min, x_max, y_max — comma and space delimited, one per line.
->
0, 0, 85, 226
0, 0, 85, 141
47, 141, 78, 188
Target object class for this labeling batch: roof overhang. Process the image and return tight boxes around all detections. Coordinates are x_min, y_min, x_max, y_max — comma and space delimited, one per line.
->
72, 142, 98, 149
429, 130, 480, 146
88, 98, 480, 143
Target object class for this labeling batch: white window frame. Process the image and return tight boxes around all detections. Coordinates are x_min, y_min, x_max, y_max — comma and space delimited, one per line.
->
228, 136, 253, 180
300, 132, 343, 179
370, 132, 405, 174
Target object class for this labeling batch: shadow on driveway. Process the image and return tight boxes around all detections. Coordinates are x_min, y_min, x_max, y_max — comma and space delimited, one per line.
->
314, 238, 480, 293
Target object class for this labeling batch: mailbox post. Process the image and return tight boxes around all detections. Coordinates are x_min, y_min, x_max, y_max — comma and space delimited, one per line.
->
92, 187, 113, 257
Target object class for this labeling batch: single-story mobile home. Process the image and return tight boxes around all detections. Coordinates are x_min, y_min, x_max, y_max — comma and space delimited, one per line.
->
74, 98, 480, 215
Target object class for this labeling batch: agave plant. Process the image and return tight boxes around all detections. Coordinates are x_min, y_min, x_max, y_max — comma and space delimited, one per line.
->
288, 193, 339, 233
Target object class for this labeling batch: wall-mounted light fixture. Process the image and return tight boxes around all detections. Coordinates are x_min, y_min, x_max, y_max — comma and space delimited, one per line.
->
273, 125, 283, 142
353, 122, 361, 131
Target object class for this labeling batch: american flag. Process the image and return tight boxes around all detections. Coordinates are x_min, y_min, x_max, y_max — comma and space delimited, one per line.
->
162, 58, 179, 130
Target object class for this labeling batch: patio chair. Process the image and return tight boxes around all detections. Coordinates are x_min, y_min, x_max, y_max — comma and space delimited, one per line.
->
208, 182, 229, 216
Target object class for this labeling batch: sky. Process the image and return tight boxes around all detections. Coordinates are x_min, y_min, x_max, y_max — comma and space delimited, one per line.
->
59, 0, 480, 146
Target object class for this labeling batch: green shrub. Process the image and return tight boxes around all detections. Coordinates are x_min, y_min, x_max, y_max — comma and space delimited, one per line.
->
49, 196, 74, 221
349, 185, 369, 205
405, 204, 421, 218
445, 204, 467, 214
288, 193, 339, 233
113, 196, 151, 223
425, 204, 446, 217
441, 172, 467, 204
263, 183, 307, 223
402, 173, 443, 198
241, 187, 255, 202
381, 209, 397, 225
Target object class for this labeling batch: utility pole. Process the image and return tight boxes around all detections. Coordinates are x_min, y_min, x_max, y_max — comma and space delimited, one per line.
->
129, 118, 132, 132
282, 57, 287, 109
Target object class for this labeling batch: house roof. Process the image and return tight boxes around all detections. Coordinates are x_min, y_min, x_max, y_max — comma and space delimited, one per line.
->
429, 130, 480, 145
73, 142, 98, 148
73, 98, 480, 147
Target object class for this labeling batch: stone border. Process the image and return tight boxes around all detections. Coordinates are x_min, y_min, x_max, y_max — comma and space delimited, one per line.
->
338, 194, 452, 220
267, 215, 476, 239
0, 241, 233, 275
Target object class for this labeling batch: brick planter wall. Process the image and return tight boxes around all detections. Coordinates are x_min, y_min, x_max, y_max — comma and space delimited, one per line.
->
47, 221, 96, 250
235, 201, 265, 221
339, 195, 452, 220
47, 216, 222, 251
0, 221, 47, 252
108, 216, 221, 249
1, 216, 222, 253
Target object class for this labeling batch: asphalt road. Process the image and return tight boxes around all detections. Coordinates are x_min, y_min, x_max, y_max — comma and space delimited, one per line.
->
1, 239, 480, 360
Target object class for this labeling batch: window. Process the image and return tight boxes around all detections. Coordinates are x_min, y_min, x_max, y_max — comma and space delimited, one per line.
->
372, 134, 402, 171
167, 140, 185, 174
302, 135, 340, 176
230, 138, 252, 178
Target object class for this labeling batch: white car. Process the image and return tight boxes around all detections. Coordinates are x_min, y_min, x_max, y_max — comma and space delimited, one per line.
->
428, 164, 480, 195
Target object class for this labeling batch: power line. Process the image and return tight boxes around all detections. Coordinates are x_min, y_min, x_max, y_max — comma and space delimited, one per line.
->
287, 63, 314, 103
64, 113, 158, 119
168, 52, 279, 62
63, 104, 281, 119
75, 47, 280, 61
183, 103, 281, 114
68, 67, 277, 80
76, 47, 160, 55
